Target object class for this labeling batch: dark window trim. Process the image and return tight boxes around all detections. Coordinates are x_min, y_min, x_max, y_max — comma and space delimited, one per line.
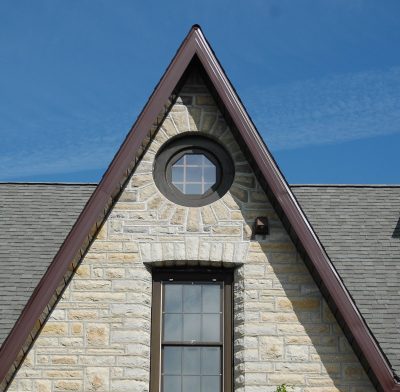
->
150, 268, 233, 392
153, 134, 235, 207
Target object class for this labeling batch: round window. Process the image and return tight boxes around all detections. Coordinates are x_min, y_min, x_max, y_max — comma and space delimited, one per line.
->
154, 135, 235, 207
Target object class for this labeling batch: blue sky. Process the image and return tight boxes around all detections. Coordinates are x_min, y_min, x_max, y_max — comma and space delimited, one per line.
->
1, 0, 399, 184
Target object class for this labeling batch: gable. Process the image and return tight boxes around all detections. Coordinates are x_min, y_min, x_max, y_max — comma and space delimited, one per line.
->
7, 70, 375, 392
0, 25, 398, 391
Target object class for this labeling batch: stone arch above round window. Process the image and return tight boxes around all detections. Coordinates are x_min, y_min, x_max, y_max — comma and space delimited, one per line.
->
153, 134, 235, 207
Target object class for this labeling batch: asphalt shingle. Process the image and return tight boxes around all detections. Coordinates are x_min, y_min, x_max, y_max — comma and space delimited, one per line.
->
0, 183, 96, 346
292, 185, 400, 375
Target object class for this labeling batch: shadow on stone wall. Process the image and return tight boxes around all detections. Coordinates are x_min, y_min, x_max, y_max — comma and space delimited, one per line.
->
243, 237, 376, 391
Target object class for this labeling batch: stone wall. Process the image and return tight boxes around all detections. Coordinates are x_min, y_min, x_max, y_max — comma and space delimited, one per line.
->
8, 71, 375, 392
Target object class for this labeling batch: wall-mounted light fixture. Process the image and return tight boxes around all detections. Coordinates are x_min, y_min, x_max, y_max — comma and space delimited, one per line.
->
252, 216, 269, 239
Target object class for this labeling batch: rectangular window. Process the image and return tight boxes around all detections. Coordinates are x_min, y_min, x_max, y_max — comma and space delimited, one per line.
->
150, 269, 233, 392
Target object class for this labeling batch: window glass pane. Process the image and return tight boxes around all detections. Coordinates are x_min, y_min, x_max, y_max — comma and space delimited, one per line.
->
182, 347, 201, 375
185, 184, 203, 195
164, 284, 182, 313
201, 376, 220, 392
203, 183, 213, 192
183, 285, 202, 313
201, 347, 221, 375
204, 167, 216, 183
174, 183, 184, 193
175, 156, 185, 166
182, 376, 201, 392
183, 314, 201, 341
164, 314, 182, 341
164, 376, 181, 392
163, 347, 182, 375
202, 314, 220, 342
202, 284, 220, 313
202, 156, 213, 167
186, 167, 202, 182
185, 154, 203, 165
172, 167, 184, 182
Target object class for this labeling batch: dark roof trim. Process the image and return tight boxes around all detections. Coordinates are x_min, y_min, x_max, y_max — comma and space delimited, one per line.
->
0, 25, 398, 391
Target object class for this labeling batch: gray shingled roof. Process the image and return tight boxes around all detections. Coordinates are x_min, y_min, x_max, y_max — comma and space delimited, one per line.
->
0, 183, 399, 376
292, 185, 400, 376
0, 183, 96, 346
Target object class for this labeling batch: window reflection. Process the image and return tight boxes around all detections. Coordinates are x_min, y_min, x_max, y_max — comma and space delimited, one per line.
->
171, 154, 216, 195
162, 282, 222, 392
163, 347, 221, 392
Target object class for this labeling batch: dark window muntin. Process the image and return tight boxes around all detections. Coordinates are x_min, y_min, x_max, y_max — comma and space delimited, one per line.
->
150, 268, 233, 392
154, 134, 235, 207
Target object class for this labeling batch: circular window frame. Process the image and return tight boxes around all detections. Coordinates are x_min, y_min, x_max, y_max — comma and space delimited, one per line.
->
154, 134, 235, 207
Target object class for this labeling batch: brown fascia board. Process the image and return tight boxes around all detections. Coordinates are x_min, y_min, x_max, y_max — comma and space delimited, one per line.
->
0, 25, 398, 391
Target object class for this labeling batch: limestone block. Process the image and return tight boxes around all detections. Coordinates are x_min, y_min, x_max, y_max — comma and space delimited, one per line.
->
170, 107, 189, 133
185, 237, 199, 260
201, 205, 216, 224
187, 107, 201, 131
161, 117, 177, 137
259, 337, 284, 360
51, 356, 78, 365
85, 367, 110, 392
41, 323, 67, 336
54, 380, 82, 391
35, 380, 51, 392
285, 345, 310, 361
86, 324, 110, 346
186, 208, 201, 232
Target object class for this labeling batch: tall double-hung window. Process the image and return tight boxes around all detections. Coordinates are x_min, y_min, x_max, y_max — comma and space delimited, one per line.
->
150, 269, 232, 392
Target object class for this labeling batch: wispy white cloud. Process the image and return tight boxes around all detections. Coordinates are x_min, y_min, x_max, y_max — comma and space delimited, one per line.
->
0, 81, 139, 180
246, 67, 400, 150
0, 104, 134, 181
1, 67, 400, 180
0, 138, 116, 180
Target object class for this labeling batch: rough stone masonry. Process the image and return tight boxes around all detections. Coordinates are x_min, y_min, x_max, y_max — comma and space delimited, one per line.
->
8, 70, 375, 392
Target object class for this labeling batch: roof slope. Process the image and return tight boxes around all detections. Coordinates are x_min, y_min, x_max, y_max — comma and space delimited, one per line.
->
0, 183, 96, 346
292, 185, 400, 375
